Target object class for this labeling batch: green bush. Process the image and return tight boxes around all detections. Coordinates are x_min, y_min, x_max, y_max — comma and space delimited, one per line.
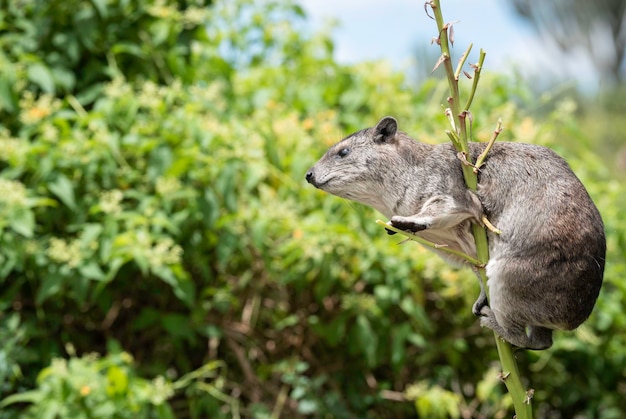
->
1, 345, 176, 418
0, 0, 625, 417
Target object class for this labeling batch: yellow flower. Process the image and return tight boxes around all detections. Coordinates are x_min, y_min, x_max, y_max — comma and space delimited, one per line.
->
183, 7, 207, 27
19, 94, 61, 125
0, 179, 28, 207
155, 177, 182, 197
47, 238, 82, 268
99, 190, 124, 214
147, 238, 183, 266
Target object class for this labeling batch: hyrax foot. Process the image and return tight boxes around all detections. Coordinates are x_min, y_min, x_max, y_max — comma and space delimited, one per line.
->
389, 215, 431, 233
479, 306, 500, 330
472, 292, 489, 317
479, 306, 553, 350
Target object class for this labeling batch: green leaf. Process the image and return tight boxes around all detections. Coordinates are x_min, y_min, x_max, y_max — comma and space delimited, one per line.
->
0, 389, 42, 408
391, 323, 411, 370
150, 20, 171, 46
27, 63, 55, 94
71, 274, 91, 303
76, 82, 105, 105
153, 266, 195, 307
154, 403, 176, 419
0, 76, 17, 112
36, 273, 64, 305
90, 0, 109, 19
48, 175, 77, 211
355, 314, 377, 367
91, 402, 117, 418
172, 277, 196, 308
51, 66, 76, 92
275, 315, 299, 330
106, 365, 129, 396
80, 223, 103, 244
111, 42, 146, 58
79, 262, 106, 281
162, 313, 195, 341
10, 209, 34, 237
132, 308, 161, 331
297, 399, 318, 415
40, 399, 63, 419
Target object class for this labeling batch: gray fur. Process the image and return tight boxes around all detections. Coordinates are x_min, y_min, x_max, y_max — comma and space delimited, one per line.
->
306, 116, 605, 350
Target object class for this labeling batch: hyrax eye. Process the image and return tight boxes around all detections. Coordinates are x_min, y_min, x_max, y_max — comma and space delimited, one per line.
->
337, 148, 350, 157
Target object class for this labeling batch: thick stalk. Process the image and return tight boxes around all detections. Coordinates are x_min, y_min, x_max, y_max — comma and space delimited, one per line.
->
428, 1, 533, 417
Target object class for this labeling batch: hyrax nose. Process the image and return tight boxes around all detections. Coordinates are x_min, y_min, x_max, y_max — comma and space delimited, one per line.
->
305, 170, 314, 184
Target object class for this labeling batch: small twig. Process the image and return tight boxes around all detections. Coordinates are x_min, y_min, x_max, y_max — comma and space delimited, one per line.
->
458, 110, 470, 153
431, 53, 447, 73
271, 384, 289, 419
225, 335, 261, 403
377, 220, 482, 267
380, 390, 406, 402
474, 119, 503, 173
446, 130, 462, 149
424, 1, 435, 20
524, 389, 535, 404
481, 215, 502, 235
101, 300, 122, 330
67, 95, 88, 118
454, 43, 473, 81
457, 151, 477, 169
497, 371, 511, 382
463, 50, 487, 112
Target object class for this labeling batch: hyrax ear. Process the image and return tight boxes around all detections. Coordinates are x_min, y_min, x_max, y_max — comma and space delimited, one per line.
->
373, 116, 398, 143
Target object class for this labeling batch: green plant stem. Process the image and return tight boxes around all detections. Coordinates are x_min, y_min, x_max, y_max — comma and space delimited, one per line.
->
428, 1, 533, 417
495, 338, 533, 416
464, 50, 486, 112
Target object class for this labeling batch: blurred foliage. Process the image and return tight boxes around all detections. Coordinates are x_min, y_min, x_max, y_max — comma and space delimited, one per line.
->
0, 0, 624, 417
508, 0, 626, 84
0, 0, 214, 130
0, 343, 178, 418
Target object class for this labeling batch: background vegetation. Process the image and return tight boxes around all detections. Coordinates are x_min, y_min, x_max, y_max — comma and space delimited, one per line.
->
0, 0, 624, 417
510, 0, 625, 84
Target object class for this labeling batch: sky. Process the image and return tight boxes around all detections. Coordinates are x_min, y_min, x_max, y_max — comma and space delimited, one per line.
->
299, 0, 600, 90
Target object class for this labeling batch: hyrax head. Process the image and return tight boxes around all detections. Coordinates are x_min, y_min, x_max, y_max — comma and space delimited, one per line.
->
305, 116, 401, 205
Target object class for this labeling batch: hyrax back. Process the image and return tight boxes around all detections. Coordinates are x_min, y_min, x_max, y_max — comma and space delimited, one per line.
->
306, 116, 605, 350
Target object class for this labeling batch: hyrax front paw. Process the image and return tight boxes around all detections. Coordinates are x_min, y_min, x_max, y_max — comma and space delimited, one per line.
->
389, 215, 431, 233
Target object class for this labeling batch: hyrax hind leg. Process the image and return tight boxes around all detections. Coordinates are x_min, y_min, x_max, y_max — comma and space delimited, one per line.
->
480, 306, 553, 350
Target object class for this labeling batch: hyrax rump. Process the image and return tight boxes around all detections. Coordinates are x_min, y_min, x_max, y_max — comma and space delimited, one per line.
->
306, 116, 605, 350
